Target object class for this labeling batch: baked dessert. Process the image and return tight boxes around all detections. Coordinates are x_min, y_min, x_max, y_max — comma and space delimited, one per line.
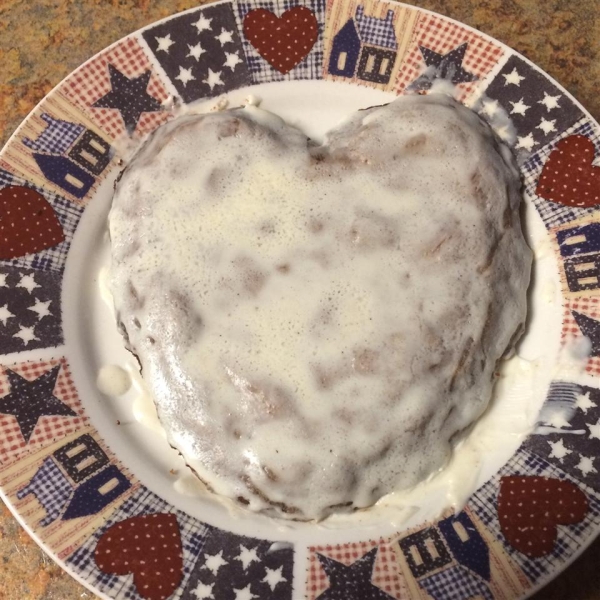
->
109, 95, 532, 520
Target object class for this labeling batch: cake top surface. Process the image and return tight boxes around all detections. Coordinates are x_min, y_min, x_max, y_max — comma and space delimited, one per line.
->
109, 94, 531, 519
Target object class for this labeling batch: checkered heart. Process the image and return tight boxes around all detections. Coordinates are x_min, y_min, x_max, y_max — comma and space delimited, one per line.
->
243, 6, 318, 74
536, 135, 600, 207
95, 513, 184, 600
497, 476, 588, 557
0, 185, 65, 259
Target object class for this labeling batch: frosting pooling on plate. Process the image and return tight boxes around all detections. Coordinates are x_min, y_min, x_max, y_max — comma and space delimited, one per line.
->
109, 95, 532, 520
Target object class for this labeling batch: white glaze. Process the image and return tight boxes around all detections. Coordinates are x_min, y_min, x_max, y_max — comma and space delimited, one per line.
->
109, 95, 532, 520
174, 472, 211, 497
129, 373, 167, 438
96, 364, 132, 397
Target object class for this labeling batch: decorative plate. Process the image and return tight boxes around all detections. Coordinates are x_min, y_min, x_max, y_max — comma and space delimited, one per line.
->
1, 1, 600, 599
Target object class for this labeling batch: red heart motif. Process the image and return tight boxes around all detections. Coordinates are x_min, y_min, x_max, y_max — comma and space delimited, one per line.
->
95, 513, 184, 600
0, 185, 65, 259
243, 7, 318, 74
536, 135, 600, 207
497, 476, 588, 557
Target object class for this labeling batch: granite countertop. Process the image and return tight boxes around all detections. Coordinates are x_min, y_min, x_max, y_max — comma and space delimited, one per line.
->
0, 0, 599, 598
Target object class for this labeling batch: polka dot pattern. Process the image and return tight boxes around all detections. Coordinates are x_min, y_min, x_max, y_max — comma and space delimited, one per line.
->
497, 476, 589, 558
94, 513, 183, 600
536, 135, 600, 208
243, 6, 319, 74
0, 185, 65, 259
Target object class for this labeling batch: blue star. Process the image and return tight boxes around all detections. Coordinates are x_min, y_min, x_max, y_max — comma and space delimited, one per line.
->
410, 42, 478, 91
316, 548, 395, 600
0, 366, 76, 443
92, 64, 163, 134
573, 311, 600, 356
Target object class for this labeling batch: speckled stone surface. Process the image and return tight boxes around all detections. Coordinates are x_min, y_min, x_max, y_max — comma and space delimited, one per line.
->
0, 0, 599, 598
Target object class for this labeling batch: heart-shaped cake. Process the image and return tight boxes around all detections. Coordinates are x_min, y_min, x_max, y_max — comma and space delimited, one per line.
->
109, 95, 532, 520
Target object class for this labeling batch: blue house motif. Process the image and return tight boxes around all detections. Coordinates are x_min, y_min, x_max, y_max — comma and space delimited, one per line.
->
16, 432, 132, 526
438, 511, 490, 581
23, 113, 113, 200
329, 6, 398, 84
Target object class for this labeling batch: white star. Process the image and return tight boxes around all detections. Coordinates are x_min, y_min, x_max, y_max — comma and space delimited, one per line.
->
588, 418, 600, 441
192, 581, 214, 600
262, 566, 287, 591
187, 42, 206, 61
537, 117, 557, 135
516, 133, 537, 151
216, 28, 234, 46
203, 68, 224, 91
548, 438, 572, 462
509, 98, 530, 116
13, 325, 38, 346
233, 584, 257, 600
0, 274, 7, 287
539, 91, 561, 112
235, 545, 259, 570
0, 304, 14, 326
17, 274, 39, 294
176, 66, 196, 87
155, 34, 175, 53
544, 409, 571, 429
223, 51, 242, 72
28, 299, 51, 319
193, 14, 212, 33
502, 67, 525, 86
202, 550, 227, 576
576, 392, 596, 414
575, 455, 597, 476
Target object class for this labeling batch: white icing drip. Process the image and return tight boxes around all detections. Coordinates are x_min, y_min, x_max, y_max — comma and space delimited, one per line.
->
267, 541, 293, 552
536, 427, 586, 435
130, 373, 167, 438
174, 472, 210, 497
96, 365, 132, 396
468, 92, 518, 148
244, 94, 262, 107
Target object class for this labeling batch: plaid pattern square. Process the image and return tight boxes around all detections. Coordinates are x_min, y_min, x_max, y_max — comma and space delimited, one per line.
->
307, 538, 405, 599
22, 114, 85, 156
355, 5, 397, 49
16, 456, 73, 527
67, 486, 209, 600
468, 448, 600, 585
0, 358, 86, 466
419, 564, 493, 600
562, 296, 600, 376
0, 168, 84, 273
234, 0, 325, 83
394, 11, 504, 101
61, 36, 171, 140
523, 119, 600, 229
